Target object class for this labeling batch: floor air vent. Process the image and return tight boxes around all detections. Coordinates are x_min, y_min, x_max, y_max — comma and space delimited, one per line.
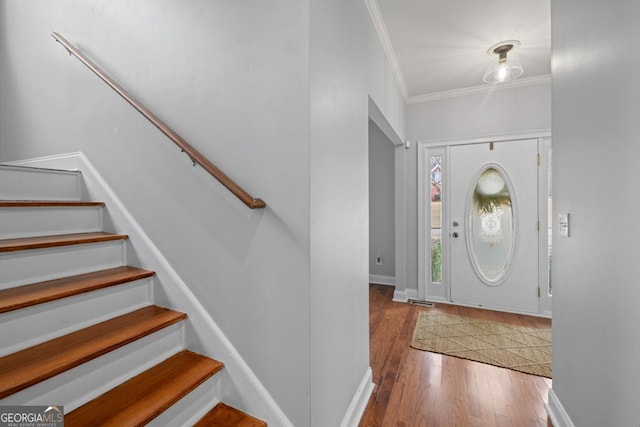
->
409, 300, 435, 307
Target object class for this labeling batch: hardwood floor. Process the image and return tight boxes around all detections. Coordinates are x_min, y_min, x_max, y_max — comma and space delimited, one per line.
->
360, 284, 552, 427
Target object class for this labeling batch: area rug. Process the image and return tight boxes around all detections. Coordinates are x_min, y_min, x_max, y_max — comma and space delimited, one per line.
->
410, 312, 551, 378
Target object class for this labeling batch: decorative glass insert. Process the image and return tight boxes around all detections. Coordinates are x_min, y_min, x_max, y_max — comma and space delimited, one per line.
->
430, 156, 443, 283
467, 166, 516, 285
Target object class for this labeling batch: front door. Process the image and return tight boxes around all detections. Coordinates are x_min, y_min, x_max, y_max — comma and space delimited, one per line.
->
449, 139, 539, 313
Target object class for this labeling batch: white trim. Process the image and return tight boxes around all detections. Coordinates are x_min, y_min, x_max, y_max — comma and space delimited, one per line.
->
364, 0, 408, 101
10, 152, 293, 427
418, 134, 553, 317
394, 145, 407, 300
4, 151, 83, 170
408, 74, 552, 104
0, 163, 80, 175
392, 287, 417, 303
546, 389, 576, 427
369, 274, 395, 286
363, 0, 549, 105
538, 137, 553, 316
417, 147, 426, 301
367, 98, 406, 308
417, 129, 551, 148
417, 146, 449, 302
339, 367, 374, 427
368, 97, 403, 146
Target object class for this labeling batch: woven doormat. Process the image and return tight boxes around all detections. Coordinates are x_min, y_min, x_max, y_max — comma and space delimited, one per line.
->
411, 312, 551, 378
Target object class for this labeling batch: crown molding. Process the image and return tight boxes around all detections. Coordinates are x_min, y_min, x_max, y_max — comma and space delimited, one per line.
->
364, 0, 408, 101
363, 0, 549, 106
407, 74, 552, 104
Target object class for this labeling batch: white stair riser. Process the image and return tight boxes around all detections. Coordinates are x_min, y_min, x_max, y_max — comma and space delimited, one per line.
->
0, 278, 153, 357
0, 241, 126, 290
0, 207, 103, 239
149, 373, 222, 427
0, 166, 81, 201
0, 323, 184, 411
0, 160, 247, 425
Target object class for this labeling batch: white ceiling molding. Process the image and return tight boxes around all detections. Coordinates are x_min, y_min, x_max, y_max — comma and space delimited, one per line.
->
407, 74, 552, 104
364, 0, 409, 101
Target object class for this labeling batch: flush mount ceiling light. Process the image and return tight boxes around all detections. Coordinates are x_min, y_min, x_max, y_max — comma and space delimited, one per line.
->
483, 40, 523, 84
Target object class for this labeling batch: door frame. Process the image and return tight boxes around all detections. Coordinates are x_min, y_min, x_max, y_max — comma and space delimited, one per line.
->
417, 130, 551, 317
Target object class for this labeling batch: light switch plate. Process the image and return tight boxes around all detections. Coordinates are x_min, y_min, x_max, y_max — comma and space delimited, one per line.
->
558, 213, 570, 237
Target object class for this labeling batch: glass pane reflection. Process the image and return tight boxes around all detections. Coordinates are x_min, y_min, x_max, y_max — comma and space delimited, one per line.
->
430, 156, 442, 283
468, 167, 514, 284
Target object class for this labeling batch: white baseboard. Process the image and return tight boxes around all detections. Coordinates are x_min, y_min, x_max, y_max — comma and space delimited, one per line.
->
546, 388, 575, 427
4, 152, 83, 171
10, 152, 293, 427
340, 367, 374, 427
392, 288, 417, 303
369, 274, 395, 286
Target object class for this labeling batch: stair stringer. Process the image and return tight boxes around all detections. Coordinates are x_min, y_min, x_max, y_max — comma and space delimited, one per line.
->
7, 152, 293, 427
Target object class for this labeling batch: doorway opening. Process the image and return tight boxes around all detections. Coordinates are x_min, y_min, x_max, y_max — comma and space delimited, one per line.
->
367, 97, 406, 296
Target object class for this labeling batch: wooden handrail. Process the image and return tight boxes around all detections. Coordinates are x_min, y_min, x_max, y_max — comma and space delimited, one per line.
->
51, 32, 265, 209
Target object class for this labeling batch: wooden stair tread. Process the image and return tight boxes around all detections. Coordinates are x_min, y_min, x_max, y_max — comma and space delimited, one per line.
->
0, 200, 105, 207
0, 232, 128, 253
0, 306, 186, 398
0, 267, 155, 314
65, 350, 224, 427
195, 403, 267, 427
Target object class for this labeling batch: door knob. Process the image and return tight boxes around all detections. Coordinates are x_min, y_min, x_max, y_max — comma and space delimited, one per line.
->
452, 232, 459, 238
453, 221, 459, 227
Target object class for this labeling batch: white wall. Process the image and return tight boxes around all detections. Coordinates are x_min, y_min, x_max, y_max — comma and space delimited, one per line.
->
550, 0, 640, 425
403, 83, 551, 293
0, 0, 406, 425
0, 0, 312, 424
308, 0, 405, 425
368, 120, 395, 278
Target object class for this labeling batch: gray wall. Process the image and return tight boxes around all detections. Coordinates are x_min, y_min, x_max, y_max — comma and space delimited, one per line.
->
308, 0, 404, 424
0, 1, 406, 425
403, 83, 551, 293
551, 0, 640, 425
368, 120, 395, 278
0, 1, 311, 424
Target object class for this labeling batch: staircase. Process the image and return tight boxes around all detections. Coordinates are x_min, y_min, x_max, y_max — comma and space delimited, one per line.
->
0, 165, 266, 426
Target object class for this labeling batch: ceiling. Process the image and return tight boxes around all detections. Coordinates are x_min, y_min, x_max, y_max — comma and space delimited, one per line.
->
368, 0, 551, 102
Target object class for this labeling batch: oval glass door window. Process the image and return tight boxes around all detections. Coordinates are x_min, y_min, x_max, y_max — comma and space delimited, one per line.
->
467, 165, 516, 285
